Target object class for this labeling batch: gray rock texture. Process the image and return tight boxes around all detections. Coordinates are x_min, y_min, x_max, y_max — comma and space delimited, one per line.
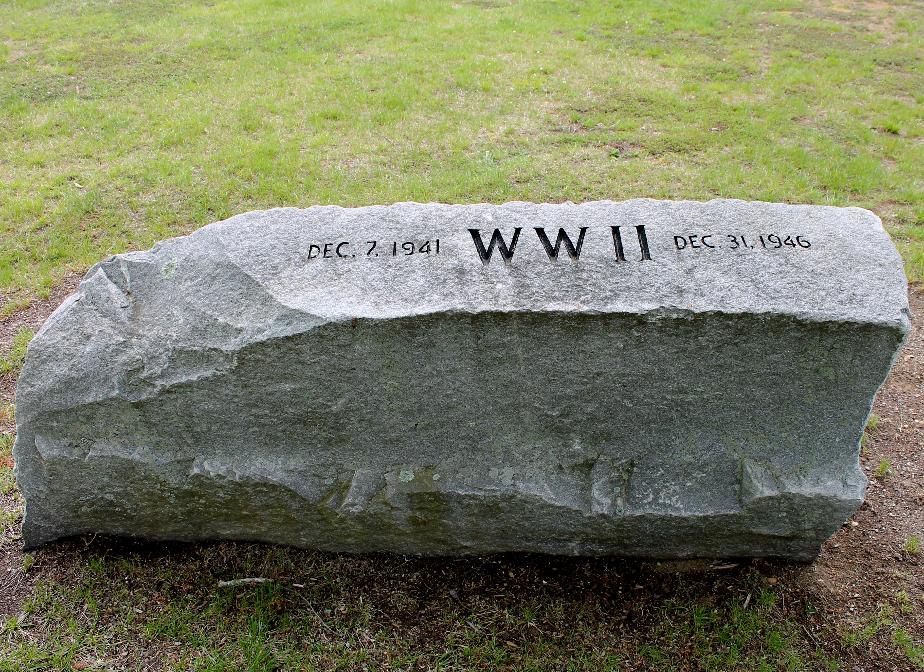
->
14, 199, 910, 558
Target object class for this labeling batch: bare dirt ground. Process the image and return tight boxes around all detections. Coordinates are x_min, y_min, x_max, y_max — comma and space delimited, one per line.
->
0, 282, 920, 670
801, 287, 924, 659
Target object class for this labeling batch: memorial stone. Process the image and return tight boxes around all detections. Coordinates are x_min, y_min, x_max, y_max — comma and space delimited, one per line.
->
14, 199, 909, 558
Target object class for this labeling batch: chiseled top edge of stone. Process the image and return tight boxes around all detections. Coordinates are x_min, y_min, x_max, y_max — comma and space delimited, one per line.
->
191, 197, 895, 226
65, 198, 909, 335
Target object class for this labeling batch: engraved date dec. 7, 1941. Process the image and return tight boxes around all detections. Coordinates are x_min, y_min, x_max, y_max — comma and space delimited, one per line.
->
306, 239, 441, 260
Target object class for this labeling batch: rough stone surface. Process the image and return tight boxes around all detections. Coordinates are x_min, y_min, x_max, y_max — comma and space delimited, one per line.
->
14, 199, 910, 558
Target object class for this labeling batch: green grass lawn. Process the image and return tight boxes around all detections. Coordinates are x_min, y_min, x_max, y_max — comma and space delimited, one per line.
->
1, 1, 924, 669
1, 0, 923, 312
0, 543, 852, 672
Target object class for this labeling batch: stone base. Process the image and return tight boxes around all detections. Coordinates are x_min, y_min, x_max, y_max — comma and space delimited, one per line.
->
17, 311, 889, 558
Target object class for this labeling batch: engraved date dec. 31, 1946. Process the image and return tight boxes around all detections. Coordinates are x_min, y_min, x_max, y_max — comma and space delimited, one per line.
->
673, 233, 812, 252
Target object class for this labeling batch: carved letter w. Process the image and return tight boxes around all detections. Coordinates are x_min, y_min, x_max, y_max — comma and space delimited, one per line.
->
468, 228, 522, 264
534, 227, 588, 261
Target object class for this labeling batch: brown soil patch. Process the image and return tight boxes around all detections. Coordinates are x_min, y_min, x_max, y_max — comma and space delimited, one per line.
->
805, 286, 924, 643
0, 523, 31, 620
810, 0, 901, 34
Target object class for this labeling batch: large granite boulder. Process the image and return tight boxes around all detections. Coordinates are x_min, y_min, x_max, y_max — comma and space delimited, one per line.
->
14, 200, 909, 558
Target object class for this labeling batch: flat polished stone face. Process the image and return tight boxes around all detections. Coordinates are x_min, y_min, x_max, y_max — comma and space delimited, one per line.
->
13, 200, 910, 558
